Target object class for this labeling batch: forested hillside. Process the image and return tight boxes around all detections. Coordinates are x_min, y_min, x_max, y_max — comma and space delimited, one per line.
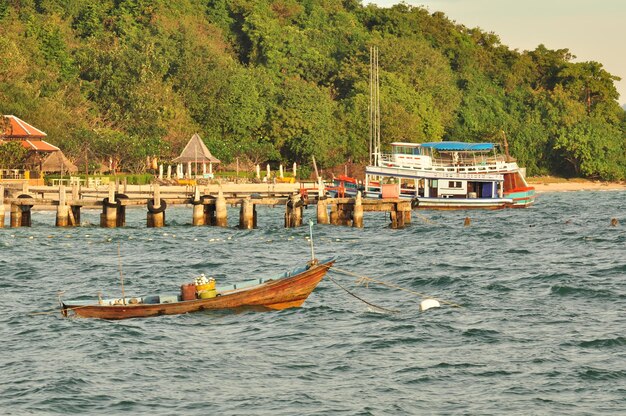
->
1, 0, 625, 179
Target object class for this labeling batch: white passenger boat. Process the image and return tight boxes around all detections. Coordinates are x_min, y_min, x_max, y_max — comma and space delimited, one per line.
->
365, 141, 535, 210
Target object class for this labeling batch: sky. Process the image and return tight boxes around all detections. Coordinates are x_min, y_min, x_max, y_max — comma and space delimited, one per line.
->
369, 0, 626, 106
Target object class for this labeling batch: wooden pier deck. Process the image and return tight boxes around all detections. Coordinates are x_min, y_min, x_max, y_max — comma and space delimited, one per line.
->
0, 183, 413, 229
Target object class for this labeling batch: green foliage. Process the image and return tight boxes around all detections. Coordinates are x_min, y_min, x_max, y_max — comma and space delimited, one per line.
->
0, 2, 9, 21
0, 141, 29, 168
0, 0, 624, 179
120, 173, 153, 185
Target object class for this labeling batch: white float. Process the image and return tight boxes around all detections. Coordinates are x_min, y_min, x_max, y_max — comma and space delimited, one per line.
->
419, 298, 441, 312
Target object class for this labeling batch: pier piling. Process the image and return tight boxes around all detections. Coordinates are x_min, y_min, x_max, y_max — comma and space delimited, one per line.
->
100, 183, 118, 228
329, 203, 338, 225
0, 185, 4, 228
2, 185, 415, 230
352, 192, 363, 228
10, 203, 22, 227
192, 187, 205, 226
316, 197, 329, 224
10, 194, 33, 227
215, 191, 227, 227
239, 196, 255, 229
147, 184, 166, 227
56, 185, 69, 227
285, 194, 303, 228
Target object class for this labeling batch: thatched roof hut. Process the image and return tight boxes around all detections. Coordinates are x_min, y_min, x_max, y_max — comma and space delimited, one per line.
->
41, 150, 77, 173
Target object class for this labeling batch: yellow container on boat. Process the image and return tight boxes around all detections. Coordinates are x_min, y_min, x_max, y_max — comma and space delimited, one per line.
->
196, 281, 215, 292
198, 289, 218, 299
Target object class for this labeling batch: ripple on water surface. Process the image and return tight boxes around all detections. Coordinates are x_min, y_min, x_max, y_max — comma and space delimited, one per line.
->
0, 191, 625, 414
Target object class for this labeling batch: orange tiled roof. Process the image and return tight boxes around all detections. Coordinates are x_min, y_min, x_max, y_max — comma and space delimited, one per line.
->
21, 139, 60, 151
2, 115, 47, 138
0, 138, 60, 152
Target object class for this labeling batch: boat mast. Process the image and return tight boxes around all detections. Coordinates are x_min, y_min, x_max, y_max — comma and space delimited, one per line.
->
308, 219, 315, 262
117, 243, 126, 305
369, 46, 373, 166
369, 46, 381, 166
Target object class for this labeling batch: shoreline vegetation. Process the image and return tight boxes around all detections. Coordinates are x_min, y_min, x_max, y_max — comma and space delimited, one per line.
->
1, 2, 625, 182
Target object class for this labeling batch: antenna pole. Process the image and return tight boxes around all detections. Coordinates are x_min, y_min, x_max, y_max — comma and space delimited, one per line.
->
369, 46, 374, 166
118, 242, 126, 305
308, 220, 315, 262
375, 46, 380, 166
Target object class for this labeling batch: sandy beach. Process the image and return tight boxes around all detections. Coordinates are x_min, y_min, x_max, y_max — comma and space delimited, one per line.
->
527, 177, 626, 193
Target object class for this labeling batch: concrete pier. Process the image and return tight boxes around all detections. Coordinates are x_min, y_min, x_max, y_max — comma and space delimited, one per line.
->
56, 185, 69, 227
215, 191, 227, 227
0, 186, 4, 228
316, 197, 329, 224
239, 196, 255, 229
10, 194, 33, 227
100, 184, 118, 228
2, 184, 414, 229
10, 203, 22, 227
285, 194, 303, 228
147, 184, 165, 227
352, 192, 363, 228
388, 200, 411, 229
192, 187, 205, 226
331, 201, 352, 226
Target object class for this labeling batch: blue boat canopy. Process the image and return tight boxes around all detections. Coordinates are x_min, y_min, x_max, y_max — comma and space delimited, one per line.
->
420, 141, 495, 151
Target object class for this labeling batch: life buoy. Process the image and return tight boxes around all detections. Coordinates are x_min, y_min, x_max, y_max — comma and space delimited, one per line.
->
17, 194, 34, 212
102, 197, 121, 209
147, 198, 167, 214
287, 198, 303, 209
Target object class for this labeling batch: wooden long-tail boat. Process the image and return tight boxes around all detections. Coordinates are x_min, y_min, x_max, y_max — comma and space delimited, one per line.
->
60, 258, 335, 320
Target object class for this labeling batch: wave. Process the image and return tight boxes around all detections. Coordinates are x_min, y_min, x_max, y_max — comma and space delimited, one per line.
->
578, 367, 626, 381
576, 336, 626, 349
550, 285, 618, 298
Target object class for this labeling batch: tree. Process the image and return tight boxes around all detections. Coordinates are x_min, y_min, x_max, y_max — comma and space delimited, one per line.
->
269, 77, 342, 167
0, 141, 28, 169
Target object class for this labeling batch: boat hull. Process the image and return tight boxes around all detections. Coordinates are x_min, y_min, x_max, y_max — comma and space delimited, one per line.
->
504, 187, 536, 208
413, 197, 510, 210
62, 259, 334, 320
364, 164, 535, 210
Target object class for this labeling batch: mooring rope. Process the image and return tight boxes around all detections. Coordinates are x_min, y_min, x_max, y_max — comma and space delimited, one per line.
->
29, 305, 90, 316
414, 212, 436, 225
331, 267, 462, 308
29, 292, 91, 316
327, 275, 399, 313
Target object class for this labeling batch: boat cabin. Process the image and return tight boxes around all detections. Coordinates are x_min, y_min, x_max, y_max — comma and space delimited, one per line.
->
384, 141, 507, 169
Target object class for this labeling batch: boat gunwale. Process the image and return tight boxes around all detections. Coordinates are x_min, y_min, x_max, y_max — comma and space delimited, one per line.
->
61, 258, 335, 319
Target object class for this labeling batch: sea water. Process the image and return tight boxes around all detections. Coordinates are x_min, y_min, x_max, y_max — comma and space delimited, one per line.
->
0, 191, 624, 414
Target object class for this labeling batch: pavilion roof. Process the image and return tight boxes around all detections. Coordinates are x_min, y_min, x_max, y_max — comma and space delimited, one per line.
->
172, 133, 220, 163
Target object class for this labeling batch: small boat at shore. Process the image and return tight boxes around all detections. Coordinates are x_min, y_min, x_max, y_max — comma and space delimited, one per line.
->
326, 174, 363, 198
61, 258, 335, 320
